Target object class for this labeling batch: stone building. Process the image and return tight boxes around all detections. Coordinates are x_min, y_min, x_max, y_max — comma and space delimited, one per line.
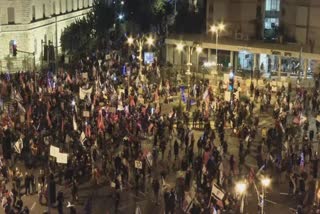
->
0, 0, 93, 72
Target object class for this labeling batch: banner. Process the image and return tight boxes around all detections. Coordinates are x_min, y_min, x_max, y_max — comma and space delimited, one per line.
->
79, 87, 93, 100
211, 183, 225, 200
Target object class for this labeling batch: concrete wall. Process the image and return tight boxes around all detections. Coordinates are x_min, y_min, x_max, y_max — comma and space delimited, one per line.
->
206, 0, 258, 38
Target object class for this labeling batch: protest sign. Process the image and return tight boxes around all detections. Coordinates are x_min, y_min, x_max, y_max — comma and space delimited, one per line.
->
79, 87, 92, 100
135, 160, 143, 169
50, 145, 59, 157
83, 111, 90, 117
57, 153, 68, 164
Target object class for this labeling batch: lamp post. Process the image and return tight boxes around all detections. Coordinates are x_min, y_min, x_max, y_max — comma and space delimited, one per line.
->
235, 181, 247, 214
210, 22, 225, 72
127, 35, 154, 81
176, 42, 202, 110
260, 177, 271, 214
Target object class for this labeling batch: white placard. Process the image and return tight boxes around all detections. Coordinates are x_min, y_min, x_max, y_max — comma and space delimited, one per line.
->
135, 160, 143, 169
50, 145, 59, 157
57, 153, 68, 164
79, 87, 93, 100
224, 91, 231, 101
80, 132, 86, 144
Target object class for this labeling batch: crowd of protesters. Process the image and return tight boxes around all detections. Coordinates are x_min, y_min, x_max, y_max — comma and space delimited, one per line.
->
1, 39, 320, 214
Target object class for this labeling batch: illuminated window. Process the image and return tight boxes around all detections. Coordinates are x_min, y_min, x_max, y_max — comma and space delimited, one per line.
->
264, 18, 279, 29
265, 0, 280, 11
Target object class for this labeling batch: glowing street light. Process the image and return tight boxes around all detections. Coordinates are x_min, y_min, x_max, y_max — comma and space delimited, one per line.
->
146, 36, 155, 46
209, 22, 225, 72
235, 181, 247, 214
260, 177, 271, 214
261, 177, 271, 187
127, 37, 134, 45
126, 35, 155, 78
118, 14, 124, 20
176, 43, 184, 52
235, 182, 247, 195
196, 45, 202, 54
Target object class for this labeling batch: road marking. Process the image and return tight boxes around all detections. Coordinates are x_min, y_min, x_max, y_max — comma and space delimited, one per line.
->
265, 199, 277, 205
30, 202, 36, 210
280, 192, 289, 195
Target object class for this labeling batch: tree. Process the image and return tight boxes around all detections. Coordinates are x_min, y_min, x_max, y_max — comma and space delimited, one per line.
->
60, 17, 94, 54
125, 0, 173, 33
60, 0, 115, 55
90, 0, 115, 39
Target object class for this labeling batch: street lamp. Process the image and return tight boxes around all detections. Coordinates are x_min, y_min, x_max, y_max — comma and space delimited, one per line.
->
235, 181, 247, 214
260, 177, 271, 214
126, 35, 155, 80
175, 42, 202, 110
210, 22, 225, 72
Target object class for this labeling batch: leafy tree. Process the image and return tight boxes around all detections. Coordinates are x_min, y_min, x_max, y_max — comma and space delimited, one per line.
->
90, 0, 115, 39
125, 0, 173, 33
60, 17, 94, 54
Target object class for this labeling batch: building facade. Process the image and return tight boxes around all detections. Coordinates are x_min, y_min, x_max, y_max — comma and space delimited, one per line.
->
0, 0, 93, 72
165, 0, 320, 80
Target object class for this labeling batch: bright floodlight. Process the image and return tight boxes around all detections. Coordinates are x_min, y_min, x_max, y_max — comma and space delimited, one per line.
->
261, 178, 271, 187
218, 23, 225, 31
71, 100, 75, 106
176, 43, 184, 52
196, 46, 202, 54
210, 25, 217, 33
235, 182, 247, 194
146, 36, 154, 46
127, 37, 134, 45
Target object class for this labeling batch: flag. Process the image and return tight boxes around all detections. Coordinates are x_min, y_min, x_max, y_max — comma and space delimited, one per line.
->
211, 183, 225, 200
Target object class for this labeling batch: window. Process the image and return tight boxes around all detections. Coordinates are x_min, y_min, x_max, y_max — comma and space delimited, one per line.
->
66, 0, 68, 12
43, 4, 46, 18
59, 0, 62, 13
53, 2, 56, 15
71, 0, 74, 11
265, 0, 280, 11
9, 40, 16, 55
7, 7, 15, 24
264, 18, 279, 29
32, 5, 35, 21
77, 0, 79, 9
